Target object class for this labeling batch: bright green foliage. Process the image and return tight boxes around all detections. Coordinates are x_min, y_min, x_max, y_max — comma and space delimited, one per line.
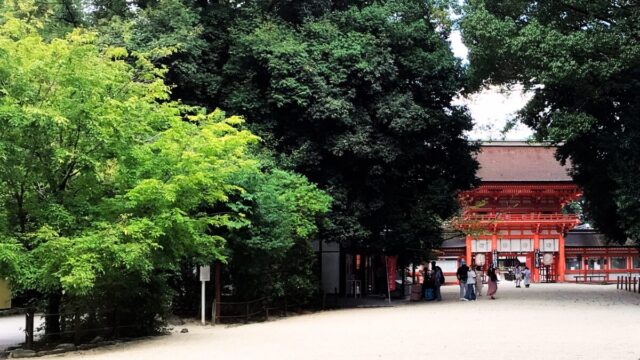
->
0, 11, 285, 333
0, 5, 333, 331
461, 1, 640, 244
227, 168, 331, 301
0, 13, 174, 293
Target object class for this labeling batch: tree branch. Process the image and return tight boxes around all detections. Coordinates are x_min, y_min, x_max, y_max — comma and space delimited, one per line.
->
560, 2, 617, 27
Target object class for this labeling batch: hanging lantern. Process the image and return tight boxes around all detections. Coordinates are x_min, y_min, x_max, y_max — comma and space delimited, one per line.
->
475, 253, 486, 266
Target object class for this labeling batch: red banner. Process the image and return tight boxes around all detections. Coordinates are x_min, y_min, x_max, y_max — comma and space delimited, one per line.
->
386, 256, 397, 292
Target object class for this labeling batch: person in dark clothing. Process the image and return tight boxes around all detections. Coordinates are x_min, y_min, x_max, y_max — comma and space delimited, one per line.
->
456, 260, 469, 300
431, 261, 444, 301
487, 265, 499, 299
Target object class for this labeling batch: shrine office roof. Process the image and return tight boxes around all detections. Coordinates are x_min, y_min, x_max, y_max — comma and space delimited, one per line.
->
476, 142, 572, 182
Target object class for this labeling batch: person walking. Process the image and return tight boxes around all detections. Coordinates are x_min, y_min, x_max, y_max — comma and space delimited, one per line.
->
422, 266, 435, 301
514, 264, 523, 288
464, 266, 477, 301
456, 260, 469, 300
523, 266, 531, 288
487, 265, 498, 300
432, 261, 443, 302
475, 266, 484, 297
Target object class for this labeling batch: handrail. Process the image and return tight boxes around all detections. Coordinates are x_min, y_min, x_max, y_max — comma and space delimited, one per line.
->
215, 297, 268, 306
462, 213, 579, 221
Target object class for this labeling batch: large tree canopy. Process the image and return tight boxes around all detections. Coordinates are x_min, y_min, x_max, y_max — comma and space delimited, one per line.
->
0, 8, 330, 334
106, 0, 479, 254
461, 0, 640, 244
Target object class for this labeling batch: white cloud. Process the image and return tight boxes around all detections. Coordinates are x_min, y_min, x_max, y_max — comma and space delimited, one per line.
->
448, 30, 534, 141
453, 85, 534, 141
449, 30, 469, 64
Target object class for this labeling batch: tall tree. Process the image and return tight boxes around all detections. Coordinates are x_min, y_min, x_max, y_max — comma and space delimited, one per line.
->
113, 0, 479, 254
461, 0, 640, 244
227, 0, 478, 252
225, 167, 332, 301
0, 10, 259, 334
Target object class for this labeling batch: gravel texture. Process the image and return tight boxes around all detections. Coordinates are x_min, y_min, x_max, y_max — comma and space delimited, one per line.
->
44, 283, 640, 360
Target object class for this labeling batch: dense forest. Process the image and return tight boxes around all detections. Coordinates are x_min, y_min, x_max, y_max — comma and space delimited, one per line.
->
0, 0, 478, 337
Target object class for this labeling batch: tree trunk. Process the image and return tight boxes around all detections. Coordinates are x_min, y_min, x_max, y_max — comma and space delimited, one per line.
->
45, 292, 62, 339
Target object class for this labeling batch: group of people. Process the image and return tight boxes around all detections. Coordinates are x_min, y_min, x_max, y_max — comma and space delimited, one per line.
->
513, 264, 532, 288
422, 261, 444, 301
456, 260, 499, 300
421, 260, 532, 302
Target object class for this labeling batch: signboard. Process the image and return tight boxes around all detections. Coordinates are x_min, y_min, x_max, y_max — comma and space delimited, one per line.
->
386, 256, 397, 292
0, 279, 10, 310
472, 240, 491, 253
199, 266, 211, 325
200, 265, 211, 282
542, 239, 559, 252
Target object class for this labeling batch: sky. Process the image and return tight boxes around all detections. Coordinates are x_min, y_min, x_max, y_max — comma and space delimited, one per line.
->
449, 30, 534, 141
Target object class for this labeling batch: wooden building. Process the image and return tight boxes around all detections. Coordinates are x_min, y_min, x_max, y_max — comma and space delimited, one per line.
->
443, 142, 640, 283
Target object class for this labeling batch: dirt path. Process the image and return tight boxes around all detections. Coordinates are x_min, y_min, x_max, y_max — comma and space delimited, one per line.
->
49, 283, 640, 360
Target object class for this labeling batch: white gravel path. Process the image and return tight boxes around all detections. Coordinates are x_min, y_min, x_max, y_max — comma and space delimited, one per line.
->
48, 283, 640, 360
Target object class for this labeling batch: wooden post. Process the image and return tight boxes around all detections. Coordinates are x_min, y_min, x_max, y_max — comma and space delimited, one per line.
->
412, 263, 416, 285
401, 262, 406, 300
284, 296, 288, 317
465, 235, 473, 269
558, 234, 566, 282
634, 277, 637, 293
617, 276, 619, 289
25, 308, 35, 350
214, 262, 221, 324
532, 233, 539, 282
74, 312, 80, 345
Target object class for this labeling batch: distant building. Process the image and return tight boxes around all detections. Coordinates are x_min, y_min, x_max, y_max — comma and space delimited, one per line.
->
443, 142, 640, 283
317, 142, 640, 295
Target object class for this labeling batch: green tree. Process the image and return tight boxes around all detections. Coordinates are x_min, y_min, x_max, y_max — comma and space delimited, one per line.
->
461, 0, 640, 243
112, 0, 478, 256
0, 11, 260, 335
226, 167, 331, 301
226, 1, 478, 253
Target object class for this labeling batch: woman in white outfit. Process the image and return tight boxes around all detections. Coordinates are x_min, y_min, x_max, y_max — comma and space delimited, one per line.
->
475, 266, 484, 296
514, 265, 522, 288
523, 266, 531, 288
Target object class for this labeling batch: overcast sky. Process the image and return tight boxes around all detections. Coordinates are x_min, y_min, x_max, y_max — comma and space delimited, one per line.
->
449, 30, 534, 141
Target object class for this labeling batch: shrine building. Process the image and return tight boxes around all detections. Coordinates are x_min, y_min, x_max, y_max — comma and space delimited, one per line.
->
439, 142, 640, 283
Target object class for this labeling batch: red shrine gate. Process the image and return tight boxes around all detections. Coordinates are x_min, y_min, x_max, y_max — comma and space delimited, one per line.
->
318, 142, 639, 294
453, 143, 581, 282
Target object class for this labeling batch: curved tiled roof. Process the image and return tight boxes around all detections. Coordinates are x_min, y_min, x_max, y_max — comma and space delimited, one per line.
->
477, 142, 572, 182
